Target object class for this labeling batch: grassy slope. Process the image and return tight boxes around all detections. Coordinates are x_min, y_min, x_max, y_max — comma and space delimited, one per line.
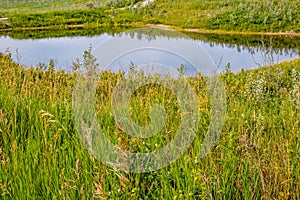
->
0, 0, 299, 33
0, 0, 135, 12
0, 52, 299, 199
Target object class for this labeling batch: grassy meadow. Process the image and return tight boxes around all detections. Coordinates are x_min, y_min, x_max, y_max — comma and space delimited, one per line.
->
0, 0, 299, 33
0, 0, 139, 12
0, 0, 299, 199
0, 49, 299, 199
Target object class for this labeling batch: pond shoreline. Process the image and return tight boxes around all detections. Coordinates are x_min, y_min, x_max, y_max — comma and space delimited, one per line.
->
146, 24, 300, 37
1, 23, 300, 37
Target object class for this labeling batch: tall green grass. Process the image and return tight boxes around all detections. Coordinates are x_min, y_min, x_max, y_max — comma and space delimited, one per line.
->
0, 51, 299, 199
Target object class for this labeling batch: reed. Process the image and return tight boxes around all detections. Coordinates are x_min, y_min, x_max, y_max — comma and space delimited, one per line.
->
0, 50, 299, 199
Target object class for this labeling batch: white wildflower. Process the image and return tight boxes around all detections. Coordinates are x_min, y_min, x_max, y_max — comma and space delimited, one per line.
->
245, 71, 266, 101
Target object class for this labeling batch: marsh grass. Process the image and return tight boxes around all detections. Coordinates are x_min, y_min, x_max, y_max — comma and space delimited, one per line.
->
0, 51, 299, 199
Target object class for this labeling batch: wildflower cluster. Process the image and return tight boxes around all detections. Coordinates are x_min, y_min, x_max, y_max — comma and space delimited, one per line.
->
244, 71, 267, 102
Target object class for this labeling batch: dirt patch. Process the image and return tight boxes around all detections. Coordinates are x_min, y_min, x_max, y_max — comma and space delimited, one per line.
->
0, 18, 9, 26
146, 24, 300, 37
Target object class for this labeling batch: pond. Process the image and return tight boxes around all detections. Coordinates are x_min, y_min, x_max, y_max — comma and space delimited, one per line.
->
0, 27, 299, 73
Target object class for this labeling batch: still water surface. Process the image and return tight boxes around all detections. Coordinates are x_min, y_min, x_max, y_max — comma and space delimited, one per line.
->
0, 29, 299, 73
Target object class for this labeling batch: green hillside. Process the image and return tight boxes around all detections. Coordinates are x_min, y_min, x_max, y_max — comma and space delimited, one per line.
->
0, 0, 299, 33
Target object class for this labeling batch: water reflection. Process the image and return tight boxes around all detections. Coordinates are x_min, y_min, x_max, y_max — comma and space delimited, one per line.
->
0, 28, 299, 72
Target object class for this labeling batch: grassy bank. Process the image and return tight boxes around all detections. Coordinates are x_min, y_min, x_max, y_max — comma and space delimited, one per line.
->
0, 50, 299, 198
0, 0, 141, 12
0, 0, 299, 34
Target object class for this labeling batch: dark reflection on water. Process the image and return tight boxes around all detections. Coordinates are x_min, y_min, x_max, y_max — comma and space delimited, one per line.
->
0, 28, 299, 72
